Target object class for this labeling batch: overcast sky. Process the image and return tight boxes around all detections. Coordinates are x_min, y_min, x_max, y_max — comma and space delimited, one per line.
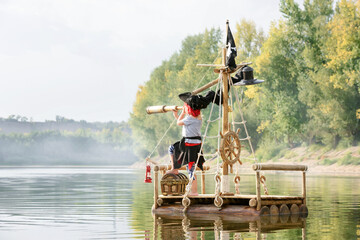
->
0, 0, 303, 122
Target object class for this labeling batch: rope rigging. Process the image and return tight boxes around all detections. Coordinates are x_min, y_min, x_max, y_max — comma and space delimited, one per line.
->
145, 47, 270, 201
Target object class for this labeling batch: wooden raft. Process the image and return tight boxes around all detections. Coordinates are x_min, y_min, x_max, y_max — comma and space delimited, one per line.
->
152, 163, 308, 217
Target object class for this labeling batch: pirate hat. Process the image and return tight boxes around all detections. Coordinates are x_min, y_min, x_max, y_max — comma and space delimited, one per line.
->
232, 66, 264, 86
178, 91, 215, 110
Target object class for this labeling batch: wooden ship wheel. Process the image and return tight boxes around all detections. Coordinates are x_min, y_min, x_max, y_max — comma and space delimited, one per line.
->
220, 131, 241, 165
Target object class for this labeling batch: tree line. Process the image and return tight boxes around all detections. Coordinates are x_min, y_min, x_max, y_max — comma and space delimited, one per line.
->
130, 0, 360, 162
0, 119, 136, 165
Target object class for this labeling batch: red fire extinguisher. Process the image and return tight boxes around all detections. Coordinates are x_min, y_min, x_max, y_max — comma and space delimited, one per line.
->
144, 164, 152, 183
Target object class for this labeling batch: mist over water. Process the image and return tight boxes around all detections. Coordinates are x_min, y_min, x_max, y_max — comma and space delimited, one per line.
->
0, 119, 137, 166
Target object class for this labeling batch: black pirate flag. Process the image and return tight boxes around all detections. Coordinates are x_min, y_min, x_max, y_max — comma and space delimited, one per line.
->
226, 24, 237, 70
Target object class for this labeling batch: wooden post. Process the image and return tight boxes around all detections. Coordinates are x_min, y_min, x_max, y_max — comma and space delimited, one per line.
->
252, 163, 307, 171
154, 166, 159, 209
153, 214, 158, 240
302, 171, 306, 205
256, 219, 261, 240
192, 78, 220, 95
256, 171, 261, 211
201, 171, 205, 194
221, 22, 230, 193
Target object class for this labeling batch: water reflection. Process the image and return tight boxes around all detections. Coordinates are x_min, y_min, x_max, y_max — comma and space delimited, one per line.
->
0, 168, 359, 239
153, 214, 307, 240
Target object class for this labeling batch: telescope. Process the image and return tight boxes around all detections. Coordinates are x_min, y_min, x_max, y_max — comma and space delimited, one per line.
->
146, 105, 183, 114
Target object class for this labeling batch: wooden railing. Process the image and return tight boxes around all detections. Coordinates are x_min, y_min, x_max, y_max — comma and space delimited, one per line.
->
252, 163, 308, 210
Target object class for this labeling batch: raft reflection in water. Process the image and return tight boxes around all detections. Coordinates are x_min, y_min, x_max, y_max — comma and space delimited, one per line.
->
152, 212, 307, 240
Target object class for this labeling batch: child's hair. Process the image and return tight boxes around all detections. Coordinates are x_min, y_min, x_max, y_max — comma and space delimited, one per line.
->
184, 103, 200, 117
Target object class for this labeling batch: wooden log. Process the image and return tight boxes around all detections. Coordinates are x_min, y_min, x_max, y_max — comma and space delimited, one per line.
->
279, 204, 290, 224
252, 163, 308, 171
256, 171, 261, 211
154, 166, 159, 209
146, 105, 183, 114
146, 158, 159, 165
261, 199, 303, 206
302, 171, 306, 205
158, 193, 303, 200
249, 198, 257, 207
269, 205, 279, 216
153, 204, 260, 217
260, 206, 270, 216
201, 171, 205, 194
280, 213, 290, 224
279, 204, 290, 215
157, 165, 210, 171
196, 64, 224, 67
270, 213, 279, 224
290, 212, 299, 223
290, 204, 299, 215
222, 47, 230, 185
191, 78, 220, 95
299, 204, 308, 218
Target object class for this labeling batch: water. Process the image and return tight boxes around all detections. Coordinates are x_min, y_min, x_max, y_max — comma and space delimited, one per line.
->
0, 167, 359, 239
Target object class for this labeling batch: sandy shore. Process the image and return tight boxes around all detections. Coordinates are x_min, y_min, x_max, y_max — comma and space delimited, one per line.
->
131, 161, 360, 176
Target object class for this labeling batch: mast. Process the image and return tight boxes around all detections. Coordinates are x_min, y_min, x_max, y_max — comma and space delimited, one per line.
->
221, 20, 230, 193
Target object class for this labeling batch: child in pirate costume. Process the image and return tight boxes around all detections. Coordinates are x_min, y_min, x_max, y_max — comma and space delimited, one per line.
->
167, 91, 214, 196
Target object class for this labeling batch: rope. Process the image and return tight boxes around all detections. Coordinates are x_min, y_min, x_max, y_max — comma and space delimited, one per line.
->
229, 74, 235, 132
145, 49, 221, 161
194, 49, 222, 89
207, 117, 221, 123
230, 73, 271, 195
231, 81, 257, 163
146, 118, 176, 159
182, 76, 222, 211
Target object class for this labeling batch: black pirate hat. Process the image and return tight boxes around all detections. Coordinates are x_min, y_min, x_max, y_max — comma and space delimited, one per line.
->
232, 66, 264, 86
179, 91, 215, 110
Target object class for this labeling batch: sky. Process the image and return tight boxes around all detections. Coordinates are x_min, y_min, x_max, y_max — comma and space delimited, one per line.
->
0, 0, 303, 122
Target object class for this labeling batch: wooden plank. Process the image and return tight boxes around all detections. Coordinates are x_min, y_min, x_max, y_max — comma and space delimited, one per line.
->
157, 165, 210, 171
158, 194, 304, 200
154, 167, 159, 209
222, 47, 229, 186
262, 199, 303, 206
252, 163, 308, 171
196, 64, 224, 67
191, 78, 220, 95
201, 171, 205, 194
153, 204, 260, 217
302, 171, 306, 205
213, 62, 252, 73
256, 171, 261, 211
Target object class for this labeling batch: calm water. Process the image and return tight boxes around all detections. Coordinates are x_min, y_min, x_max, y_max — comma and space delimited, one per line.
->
0, 167, 359, 239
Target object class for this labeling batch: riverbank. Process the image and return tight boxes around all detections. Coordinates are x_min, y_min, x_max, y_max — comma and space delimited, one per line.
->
131, 145, 360, 176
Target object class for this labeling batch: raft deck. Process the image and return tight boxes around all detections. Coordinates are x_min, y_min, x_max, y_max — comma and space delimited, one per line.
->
152, 163, 308, 216
159, 194, 304, 206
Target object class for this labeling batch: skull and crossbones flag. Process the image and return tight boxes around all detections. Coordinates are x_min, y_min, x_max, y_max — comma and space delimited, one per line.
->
226, 24, 237, 70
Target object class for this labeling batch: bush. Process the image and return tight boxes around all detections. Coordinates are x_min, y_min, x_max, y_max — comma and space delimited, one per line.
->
339, 153, 360, 165
320, 158, 337, 165
256, 143, 287, 162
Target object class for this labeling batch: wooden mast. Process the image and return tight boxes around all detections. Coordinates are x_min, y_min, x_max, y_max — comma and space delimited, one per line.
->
221, 20, 230, 194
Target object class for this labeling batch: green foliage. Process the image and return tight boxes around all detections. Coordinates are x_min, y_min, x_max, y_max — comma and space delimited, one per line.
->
129, 28, 222, 158
130, 0, 360, 165
256, 142, 288, 161
320, 158, 337, 165
339, 153, 360, 165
